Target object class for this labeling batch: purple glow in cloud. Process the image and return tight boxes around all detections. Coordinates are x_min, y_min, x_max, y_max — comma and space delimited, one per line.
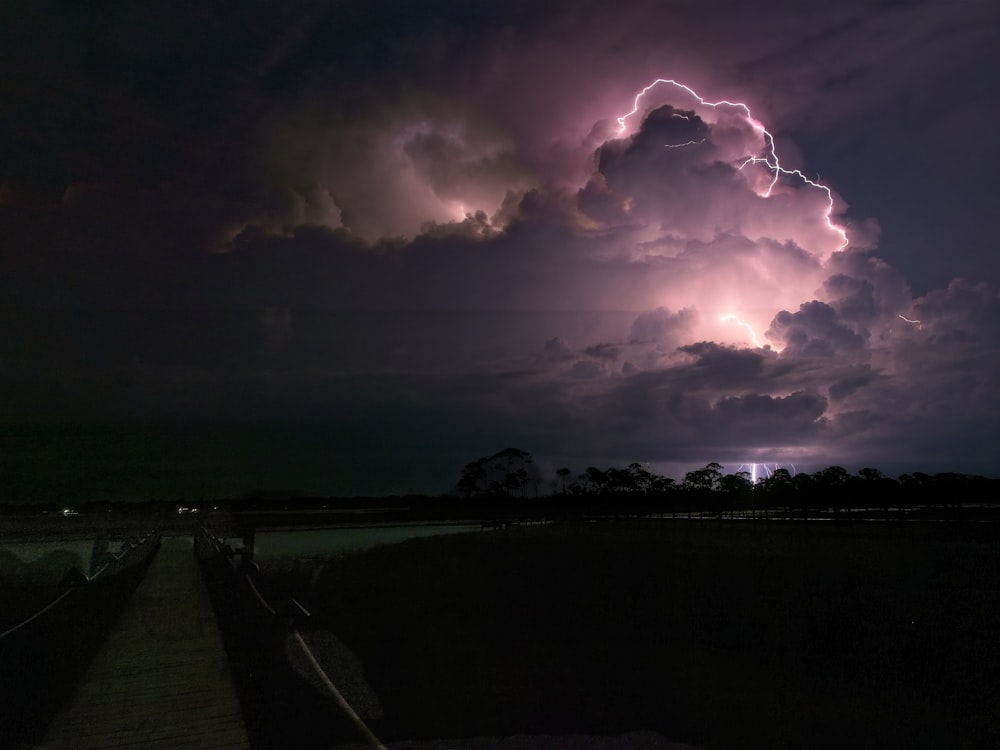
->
1, 0, 997, 497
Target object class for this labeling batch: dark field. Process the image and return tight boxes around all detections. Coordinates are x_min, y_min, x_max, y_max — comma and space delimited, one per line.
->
266, 521, 1000, 749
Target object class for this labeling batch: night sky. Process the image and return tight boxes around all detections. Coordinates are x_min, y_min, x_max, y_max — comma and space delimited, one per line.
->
2, 0, 998, 500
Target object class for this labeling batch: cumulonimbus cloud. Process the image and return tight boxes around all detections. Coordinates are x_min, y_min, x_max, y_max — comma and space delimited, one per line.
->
1, 0, 998, 495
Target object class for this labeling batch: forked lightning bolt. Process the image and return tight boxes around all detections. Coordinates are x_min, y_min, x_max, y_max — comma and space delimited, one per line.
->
617, 79, 848, 251
720, 314, 763, 348
737, 463, 798, 483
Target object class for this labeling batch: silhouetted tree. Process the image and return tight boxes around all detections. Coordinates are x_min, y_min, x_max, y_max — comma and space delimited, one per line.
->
454, 451, 995, 521
858, 467, 884, 482
683, 462, 723, 517
810, 465, 849, 518
455, 448, 538, 498
648, 475, 678, 517
556, 467, 572, 494
719, 471, 752, 518
649, 475, 676, 494
457, 459, 487, 498
910, 472, 935, 510
605, 467, 629, 493
502, 467, 530, 497
933, 472, 969, 514
761, 468, 793, 516
856, 467, 900, 519
791, 471, 815, 518
684, 462, 723, 492
627, 462, 654, 493
585, 466, 608, 494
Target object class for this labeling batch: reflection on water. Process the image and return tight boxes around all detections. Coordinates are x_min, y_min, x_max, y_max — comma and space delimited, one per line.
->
252, 524, 481, 560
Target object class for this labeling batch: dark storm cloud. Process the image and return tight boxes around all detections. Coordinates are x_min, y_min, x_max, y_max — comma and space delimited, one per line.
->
402, 129, 529, 205
584, 344, 622, 361
675, 343, 768, 387
1, 0, 999, 498
827, 367, 883, 402
629, 307, 696, 344
0, 0, 962, 249
549, 369, 830, 467
767, 301, 867, 358
916, 279, 1000, 338
823, 274, 877, 323
713, 391, 828, 441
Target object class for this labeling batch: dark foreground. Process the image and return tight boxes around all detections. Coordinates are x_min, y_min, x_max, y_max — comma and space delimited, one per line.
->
263, 521, 1000, 749
0, 534, 161, 747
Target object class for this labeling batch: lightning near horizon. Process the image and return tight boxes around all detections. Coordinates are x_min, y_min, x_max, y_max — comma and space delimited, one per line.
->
737, 463, 798, 484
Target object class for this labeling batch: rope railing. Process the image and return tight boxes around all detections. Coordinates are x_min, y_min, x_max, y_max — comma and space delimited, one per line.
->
0, 589, 75, 641
290, 629, 388, 750
243, 567, 277, 617
198, 526, 388, 750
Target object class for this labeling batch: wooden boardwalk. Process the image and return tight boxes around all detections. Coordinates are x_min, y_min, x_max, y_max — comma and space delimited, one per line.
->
42, 536, 250, 750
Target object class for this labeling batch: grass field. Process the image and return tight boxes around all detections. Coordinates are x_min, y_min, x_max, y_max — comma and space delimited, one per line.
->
265, 521, 1000, 749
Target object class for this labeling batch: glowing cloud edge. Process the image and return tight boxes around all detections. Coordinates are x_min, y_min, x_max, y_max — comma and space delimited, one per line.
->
616, 78, 849, 251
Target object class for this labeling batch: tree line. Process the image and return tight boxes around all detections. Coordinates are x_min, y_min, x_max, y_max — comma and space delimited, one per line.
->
455, 449, 1000, 519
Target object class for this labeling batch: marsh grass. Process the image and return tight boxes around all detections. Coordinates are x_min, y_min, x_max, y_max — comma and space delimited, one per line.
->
268, 522, 1000, 748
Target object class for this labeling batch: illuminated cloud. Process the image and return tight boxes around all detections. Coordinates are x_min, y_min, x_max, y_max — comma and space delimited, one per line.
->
767, 302, 867, 358
0, 0, 998, 497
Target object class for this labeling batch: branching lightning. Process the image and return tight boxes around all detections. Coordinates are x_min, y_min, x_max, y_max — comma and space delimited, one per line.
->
736, 463, 759, 483
617, 78, 848, 251
720, 314, 763, 348
615, 81, 853, 480
617, 79, 756, 135
664, 139, 706, 149
737, 463, 798, 484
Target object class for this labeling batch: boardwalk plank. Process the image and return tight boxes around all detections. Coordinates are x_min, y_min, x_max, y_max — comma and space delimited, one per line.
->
42, 536, 250, 750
